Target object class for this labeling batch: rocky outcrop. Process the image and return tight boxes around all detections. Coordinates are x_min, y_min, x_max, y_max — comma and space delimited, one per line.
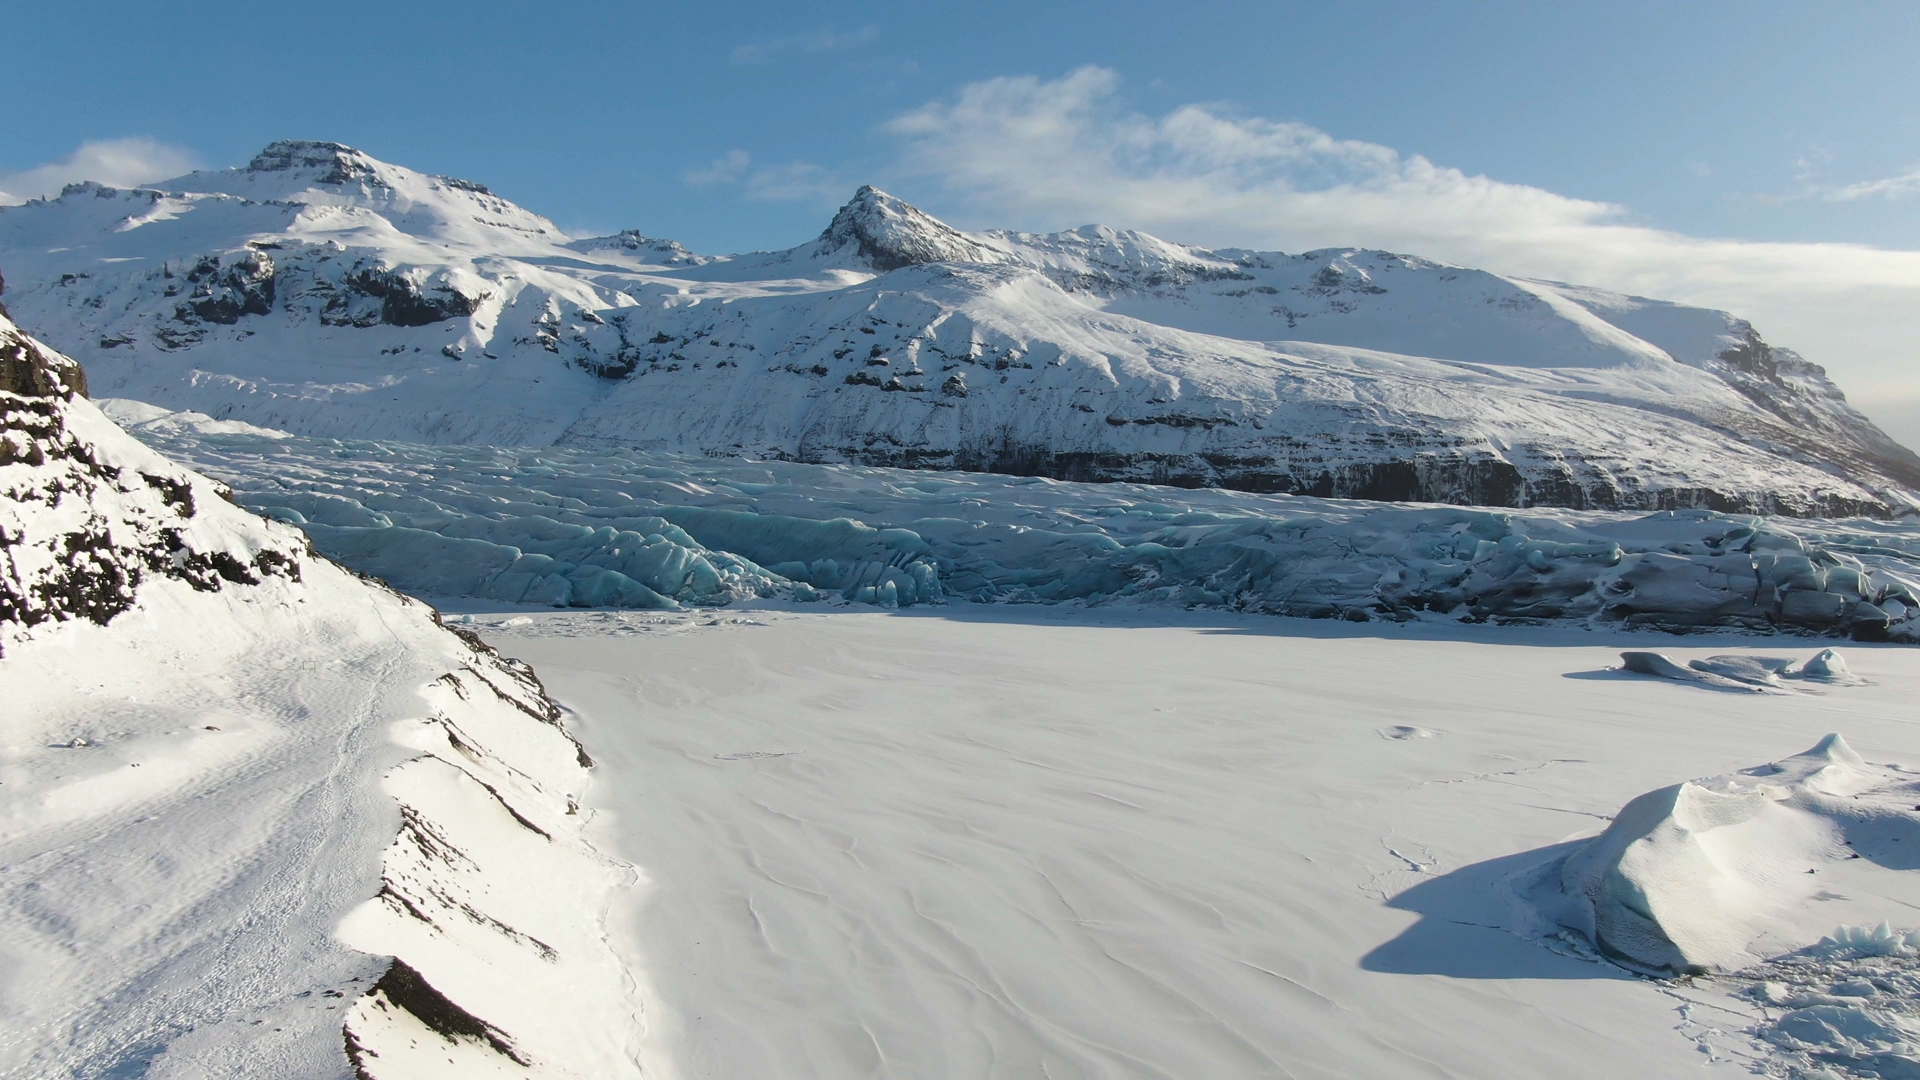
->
0, 315, 306, 645
247, 139, 388, 187
1705, 326, 1920, 493
341, 265, 487, 327
177, 249, 277, 325
0, 312, 85, 397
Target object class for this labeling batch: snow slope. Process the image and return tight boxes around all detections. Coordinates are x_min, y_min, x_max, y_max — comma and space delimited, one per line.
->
109, 403, 1920, 642
1, 141, 1914, 515
0, 314, 639, 1077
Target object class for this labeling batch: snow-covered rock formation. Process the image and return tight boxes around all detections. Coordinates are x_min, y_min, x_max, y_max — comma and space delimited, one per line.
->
0, 313, 638, 1077
2, 140, 1915, 516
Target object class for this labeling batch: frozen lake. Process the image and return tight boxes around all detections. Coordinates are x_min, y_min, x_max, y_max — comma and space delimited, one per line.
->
477, 606, 1920, 1078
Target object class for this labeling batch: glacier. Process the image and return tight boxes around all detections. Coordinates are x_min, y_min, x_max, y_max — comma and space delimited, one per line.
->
108, 400, 1920, 641
3, 140, 1916, 515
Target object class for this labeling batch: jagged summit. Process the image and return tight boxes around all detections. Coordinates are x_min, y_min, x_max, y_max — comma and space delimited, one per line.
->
809, 186, 1009, 271
241, 139, 495, 197
245, 140, 384, 184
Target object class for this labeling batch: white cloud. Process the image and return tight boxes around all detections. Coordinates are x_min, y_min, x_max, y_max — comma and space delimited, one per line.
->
686, 149, 752, 187
685, 149, 847, 205
742, 160, 846, 204
1826, 166, 1920, 202
877, 68, 1920, 413
0, 137, 200, 205
730, 25, 878, 66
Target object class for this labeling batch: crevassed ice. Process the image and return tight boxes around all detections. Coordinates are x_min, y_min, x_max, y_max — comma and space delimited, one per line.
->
105, 401, 1920, 637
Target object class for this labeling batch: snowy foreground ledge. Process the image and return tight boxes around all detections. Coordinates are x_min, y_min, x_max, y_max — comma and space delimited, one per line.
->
2, 318, 639, 1077
108, 400, 1920, 643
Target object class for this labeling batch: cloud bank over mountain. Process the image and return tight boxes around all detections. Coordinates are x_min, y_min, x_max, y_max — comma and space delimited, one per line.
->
0, 137, 200, 205
866, 69, 1920, 414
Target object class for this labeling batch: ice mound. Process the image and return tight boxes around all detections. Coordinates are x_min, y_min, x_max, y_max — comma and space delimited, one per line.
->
1806, 647, 1852, 679
1535, 735, 1920, 975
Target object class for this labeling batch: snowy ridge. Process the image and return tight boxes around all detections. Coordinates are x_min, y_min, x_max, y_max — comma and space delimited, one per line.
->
110, 404, 1920, 642
1, 141, 1915, 515
0, 316, 638, 1077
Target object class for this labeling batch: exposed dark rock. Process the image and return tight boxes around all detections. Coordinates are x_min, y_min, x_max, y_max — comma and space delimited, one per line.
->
340, 266, 486, 327
1706, 326, 1920, 493
0, 322, 86, 397
1, 321, 299, 651
344, 959, 526, 1073
248, 140, 385, 187
175, 250, 276, 325
787, 436, 1887, 517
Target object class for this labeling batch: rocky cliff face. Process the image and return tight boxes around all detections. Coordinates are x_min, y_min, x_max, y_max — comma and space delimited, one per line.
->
1, 312, 297, 643
1, 143, 1914, 517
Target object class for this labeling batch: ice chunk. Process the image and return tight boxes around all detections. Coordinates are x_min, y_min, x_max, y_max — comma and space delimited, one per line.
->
1801, 648, 1851, 680
1687, 654, 1796, 686
1766, 1004, 1914, 1054
1619, 652, 1698, 680
1816, 923, 1913, 958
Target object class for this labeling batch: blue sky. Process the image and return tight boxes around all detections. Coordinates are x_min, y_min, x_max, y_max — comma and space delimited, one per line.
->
6, 1, 1920, 434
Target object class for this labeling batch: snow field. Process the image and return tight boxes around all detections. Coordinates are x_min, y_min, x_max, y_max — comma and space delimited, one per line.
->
492, 606, 1920, 1078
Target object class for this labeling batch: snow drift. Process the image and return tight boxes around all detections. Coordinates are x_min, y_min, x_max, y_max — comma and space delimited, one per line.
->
112, 404, 1920, 641
2, 141, 1915, 515
0, 313, 638, 1077
1535, 734, 1920, 977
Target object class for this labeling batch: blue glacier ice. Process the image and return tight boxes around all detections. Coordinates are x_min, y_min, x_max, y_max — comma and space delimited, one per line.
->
105, 401, 1920, 639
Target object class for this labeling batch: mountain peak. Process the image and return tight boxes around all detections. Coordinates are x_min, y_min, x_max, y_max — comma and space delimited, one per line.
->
245, 140, 386, 187
813, 186, 1007, 272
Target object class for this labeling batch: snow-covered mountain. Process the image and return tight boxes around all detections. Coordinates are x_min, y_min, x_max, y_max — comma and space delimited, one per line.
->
2, 140, 1915, 516
0, 312, 638, 1077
